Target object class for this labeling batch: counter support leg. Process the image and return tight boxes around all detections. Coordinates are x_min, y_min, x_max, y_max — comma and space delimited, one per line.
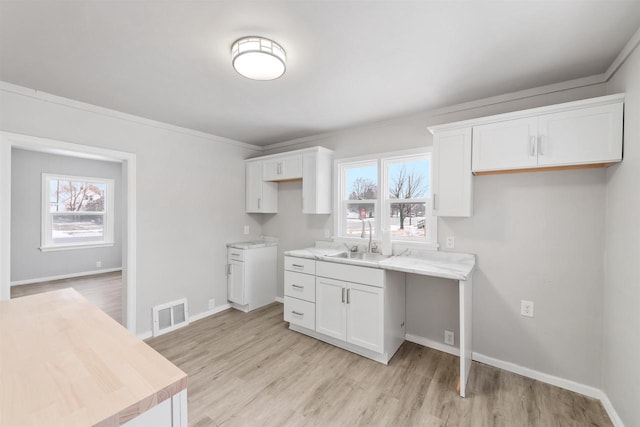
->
459, 276, 473, 397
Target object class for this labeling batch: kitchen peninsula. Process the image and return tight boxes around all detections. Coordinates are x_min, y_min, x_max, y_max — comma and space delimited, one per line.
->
0, 289, 187, 427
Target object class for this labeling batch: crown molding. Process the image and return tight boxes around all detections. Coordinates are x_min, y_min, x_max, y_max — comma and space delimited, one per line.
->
0, 81, 263, 152
605, 25, 640, 80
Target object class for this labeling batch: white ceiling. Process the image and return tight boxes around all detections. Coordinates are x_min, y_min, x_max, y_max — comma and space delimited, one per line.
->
1, 1, 639, 146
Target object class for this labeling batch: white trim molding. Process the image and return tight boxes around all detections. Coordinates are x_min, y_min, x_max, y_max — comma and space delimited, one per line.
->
472, 352, 602, 399
405, 333, 459, 357
0, 81, 262, 152
0, 131, 138, 335
137, 304, 232, 341
189, 304, 232, 322
10, 267, 123, 286
274, 296, 284, 304
409, 336, 624, 426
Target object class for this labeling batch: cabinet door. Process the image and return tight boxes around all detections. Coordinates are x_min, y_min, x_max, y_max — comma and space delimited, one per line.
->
315, 277, 347, 341
302, 151, 332, 214
537, 103, 623, 167
263, 156, 302, 181
246, 162, 262, 213
227, 260, 245, 305
472, 117, 538, 172
432, 127, 473, 217
246, 162, 278, 213
346, 283, 383, 353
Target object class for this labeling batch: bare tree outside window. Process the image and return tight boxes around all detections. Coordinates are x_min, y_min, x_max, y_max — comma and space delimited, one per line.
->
389, 165, 428, 230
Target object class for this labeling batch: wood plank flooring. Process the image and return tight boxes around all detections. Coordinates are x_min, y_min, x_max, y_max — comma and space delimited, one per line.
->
147, 303, 612, 427
10, 271, 122, 324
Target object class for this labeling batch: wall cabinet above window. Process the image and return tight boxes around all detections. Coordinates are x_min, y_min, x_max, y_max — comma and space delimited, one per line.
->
245, 147, 333, 214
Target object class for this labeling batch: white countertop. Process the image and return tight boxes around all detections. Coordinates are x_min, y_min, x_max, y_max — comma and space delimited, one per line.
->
284, 246, 475, 281
227, 236, 278, 249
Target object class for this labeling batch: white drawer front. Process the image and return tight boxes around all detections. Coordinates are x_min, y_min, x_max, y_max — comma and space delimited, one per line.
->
316, 261, 384, 287
284, 271, 316, 302
227, 249, 244, 262
284, 256, 316, 275
284, 297, 315, 330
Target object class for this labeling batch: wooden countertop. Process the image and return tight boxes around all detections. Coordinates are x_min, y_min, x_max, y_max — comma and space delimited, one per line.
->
0, 288, 187, 426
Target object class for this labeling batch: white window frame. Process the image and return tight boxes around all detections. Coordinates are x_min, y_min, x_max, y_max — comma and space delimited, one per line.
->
334, 148, 437, 250
41, 173, 115, 251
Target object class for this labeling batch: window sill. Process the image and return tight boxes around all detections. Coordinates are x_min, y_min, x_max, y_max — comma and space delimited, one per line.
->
40, 242, 115, 252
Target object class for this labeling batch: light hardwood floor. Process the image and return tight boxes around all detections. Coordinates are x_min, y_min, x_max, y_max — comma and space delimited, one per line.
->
10, 271, 122, 324
147, 303, 612, 427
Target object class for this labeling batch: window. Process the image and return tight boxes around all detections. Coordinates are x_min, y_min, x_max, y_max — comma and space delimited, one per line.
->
336, 149, 436, 248
41, 174, 115, 251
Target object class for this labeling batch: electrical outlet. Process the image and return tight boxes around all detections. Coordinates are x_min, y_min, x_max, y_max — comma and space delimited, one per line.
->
243, 225, 250, 235
521, 300, 534, 317
96, 261, 102, 268
444, 330, 455, 346
446, 236, 455, 249
324, 228, 331, 239
208, 298, 215, 309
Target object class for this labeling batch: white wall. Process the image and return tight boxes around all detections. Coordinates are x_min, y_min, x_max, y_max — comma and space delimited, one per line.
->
0, 84, 263, 334
262, 83, 610, 388
604, 43, 640, 426
11, 148, 122, 282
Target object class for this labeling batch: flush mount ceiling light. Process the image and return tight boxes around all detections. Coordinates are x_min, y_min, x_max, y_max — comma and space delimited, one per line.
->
231, 36, 286, 81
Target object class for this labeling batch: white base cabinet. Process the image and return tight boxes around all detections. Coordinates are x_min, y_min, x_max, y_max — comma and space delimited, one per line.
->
227, 246, 277, 312
284, 256, 405, 364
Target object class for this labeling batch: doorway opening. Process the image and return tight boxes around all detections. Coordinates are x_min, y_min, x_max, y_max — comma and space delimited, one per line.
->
0, 131, 137, 333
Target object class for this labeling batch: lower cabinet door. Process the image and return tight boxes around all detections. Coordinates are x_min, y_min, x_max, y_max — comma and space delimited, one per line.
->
315, 277, 347, 341
346, 283, 384, 353
227, 260, 245, 305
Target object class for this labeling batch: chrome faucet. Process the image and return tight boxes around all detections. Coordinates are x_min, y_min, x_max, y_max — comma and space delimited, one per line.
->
367, 221, 373, 253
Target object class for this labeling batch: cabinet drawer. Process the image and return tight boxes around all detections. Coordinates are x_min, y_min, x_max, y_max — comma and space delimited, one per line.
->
284, 256, 316, 275
228, 249, 244, 262
284, 271, 316, 302
284, 297, 315, 330
316, 261, 384, 287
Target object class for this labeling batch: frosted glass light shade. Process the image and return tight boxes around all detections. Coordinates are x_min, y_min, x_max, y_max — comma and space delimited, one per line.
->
231, 37, 286, 80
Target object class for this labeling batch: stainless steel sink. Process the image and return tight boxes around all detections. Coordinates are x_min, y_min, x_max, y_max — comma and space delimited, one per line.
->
328, 252, 392, 262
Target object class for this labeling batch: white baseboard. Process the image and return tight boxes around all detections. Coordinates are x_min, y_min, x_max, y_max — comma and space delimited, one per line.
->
405, 333, 460, 357
189, 304, 231, 322
471, 352, 602, 400
136, 304, 231, 341
407, 336, 624, 426
11, 267, 123, 286
598, 391, 625, 427
275, 296, 284, 303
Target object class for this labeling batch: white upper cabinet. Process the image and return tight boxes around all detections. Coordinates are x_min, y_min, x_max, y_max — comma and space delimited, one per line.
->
245, 146, 333, 214
536, 103, 623, 167
263, 155, 302, 181
246, 161, 277, 213
472, 117, 539, 172
469, 95, 624, 173
302, 149, 332, 214
432, 127, 473, 217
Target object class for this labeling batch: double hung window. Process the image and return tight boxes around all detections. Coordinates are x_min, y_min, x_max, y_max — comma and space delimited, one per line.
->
41, 174, 114, 251
336, 149, 436, 247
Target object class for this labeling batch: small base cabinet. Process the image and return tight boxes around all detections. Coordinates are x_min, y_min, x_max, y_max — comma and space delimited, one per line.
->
227, 246, 277, 312
284, 256, 405, 364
